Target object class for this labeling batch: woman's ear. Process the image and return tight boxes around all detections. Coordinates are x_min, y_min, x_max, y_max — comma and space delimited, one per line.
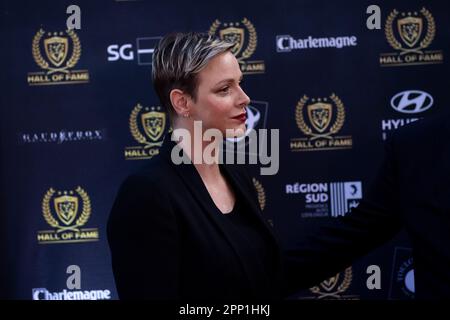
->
170, 89, 190, 117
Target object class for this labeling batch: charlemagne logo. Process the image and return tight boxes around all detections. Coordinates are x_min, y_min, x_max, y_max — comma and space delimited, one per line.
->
38, 187, 98, 244
300, 267, 359, 300
209, 18, 265, 74
125, 104, 168, 160
290, 94, 352, 152
380, 7, 443, 67
28, 28, 90, 85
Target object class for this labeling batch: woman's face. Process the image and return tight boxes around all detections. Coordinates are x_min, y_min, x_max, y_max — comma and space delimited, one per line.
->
189, 51, 250, 137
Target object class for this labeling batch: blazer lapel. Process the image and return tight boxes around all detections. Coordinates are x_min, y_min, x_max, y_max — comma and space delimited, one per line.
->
158, 137, 278, 288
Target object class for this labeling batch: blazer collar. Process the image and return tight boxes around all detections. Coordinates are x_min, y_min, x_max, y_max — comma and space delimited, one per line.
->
159, 136, 281, 288
159, 136, 273, 232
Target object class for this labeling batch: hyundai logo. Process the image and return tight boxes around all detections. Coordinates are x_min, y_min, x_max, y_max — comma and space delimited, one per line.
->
390, 90, 433, 114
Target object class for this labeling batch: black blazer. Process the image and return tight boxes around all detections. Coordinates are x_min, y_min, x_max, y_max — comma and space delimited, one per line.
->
107, 138, 284, 300
284, 112, 450, 299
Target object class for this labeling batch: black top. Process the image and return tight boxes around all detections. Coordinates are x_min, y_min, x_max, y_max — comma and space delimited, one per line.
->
220, 197, 276, 296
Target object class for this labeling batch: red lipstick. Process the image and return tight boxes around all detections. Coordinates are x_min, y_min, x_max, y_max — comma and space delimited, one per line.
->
232, 112, 247, 122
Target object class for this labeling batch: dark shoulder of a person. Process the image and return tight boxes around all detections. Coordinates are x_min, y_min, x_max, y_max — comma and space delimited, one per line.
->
123, 154, 172, 190
398, 110, 449, 140
388, 110, 450, 152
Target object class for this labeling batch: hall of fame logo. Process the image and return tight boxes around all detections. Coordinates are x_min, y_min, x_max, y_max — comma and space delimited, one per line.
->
380, 7, 443, 67
290, 93, 352, 152
28, 28, 89, 85
125, 104, 168, 160
209, 18, 265, 74
38, 186, 98, 244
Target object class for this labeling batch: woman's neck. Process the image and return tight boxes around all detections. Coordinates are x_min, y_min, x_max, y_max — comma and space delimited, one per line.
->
172, 124, 222, 180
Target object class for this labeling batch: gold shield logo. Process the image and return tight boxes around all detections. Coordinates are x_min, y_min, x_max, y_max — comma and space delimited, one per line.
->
385, 8, 435, 53
44, 36, 68, 67
42, 187, 91, 232
220, 27, 245, 56
141, 111, 166, 142
209, 18, 257, 61
129, 104, 166, 148
54, 195, 78, 226
296, 94, 345, 139
308, 102, 333, 133
32, 29, 81, 73
398, 16, 423, 48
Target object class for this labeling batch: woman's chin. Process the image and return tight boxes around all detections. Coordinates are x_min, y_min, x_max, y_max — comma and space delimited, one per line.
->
224, 125, 246, 138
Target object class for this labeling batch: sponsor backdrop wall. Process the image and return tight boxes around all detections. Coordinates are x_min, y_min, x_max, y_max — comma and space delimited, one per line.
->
1, 0, 449, 300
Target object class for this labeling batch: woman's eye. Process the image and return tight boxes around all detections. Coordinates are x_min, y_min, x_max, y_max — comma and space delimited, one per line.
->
219, 87, 230, 93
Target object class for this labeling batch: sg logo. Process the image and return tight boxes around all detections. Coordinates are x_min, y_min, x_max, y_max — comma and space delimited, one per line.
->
107, 44, 134, 61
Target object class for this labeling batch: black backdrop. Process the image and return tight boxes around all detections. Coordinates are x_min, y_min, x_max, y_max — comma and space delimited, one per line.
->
1, 0, 449, 300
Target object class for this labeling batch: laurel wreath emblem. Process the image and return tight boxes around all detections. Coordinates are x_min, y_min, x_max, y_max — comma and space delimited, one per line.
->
75, 187, 91, 227
252, 177, 266, 211
295, 93, 345, 139
42, 188, 58, 228
66, 29, 81, 68
329, 94, 345, 135
42, 186, 91, 232
420, 8, 435, 49
32, 29, 49, 70
385, 7, 435, 54
385, 10, 402, 50
130, 104, 148, 144
208, 19, 221, 37
295, 95, 312, 136
310, 267, 353, 299
241, 18, 257, 60
208, 17, 257, 61
32, 28, 81, 74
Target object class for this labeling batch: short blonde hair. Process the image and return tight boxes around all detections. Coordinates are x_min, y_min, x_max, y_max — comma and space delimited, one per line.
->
152, 32, 235, 121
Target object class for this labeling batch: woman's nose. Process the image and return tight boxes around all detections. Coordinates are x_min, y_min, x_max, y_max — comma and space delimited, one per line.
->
238, 87, 251, 107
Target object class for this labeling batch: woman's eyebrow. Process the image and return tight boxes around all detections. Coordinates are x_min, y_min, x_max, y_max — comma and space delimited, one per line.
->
214, 74, 243, 86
